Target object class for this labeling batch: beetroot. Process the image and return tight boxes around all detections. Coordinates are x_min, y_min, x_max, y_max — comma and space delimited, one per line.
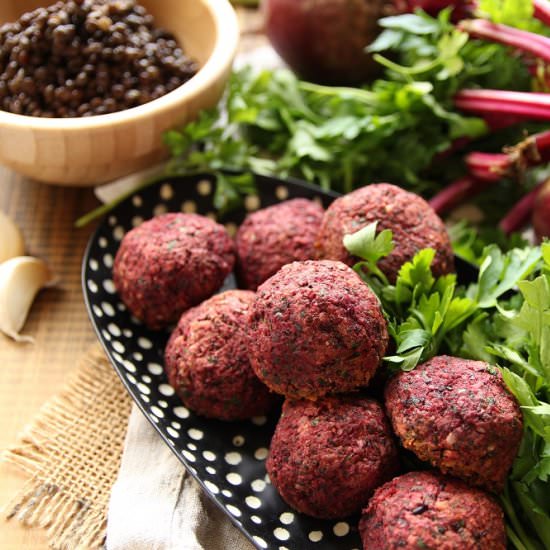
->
263, 0, 387, 85
533, 179, 550, 242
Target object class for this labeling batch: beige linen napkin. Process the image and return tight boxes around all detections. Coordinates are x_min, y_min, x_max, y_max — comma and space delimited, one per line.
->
106, 405, 253, 550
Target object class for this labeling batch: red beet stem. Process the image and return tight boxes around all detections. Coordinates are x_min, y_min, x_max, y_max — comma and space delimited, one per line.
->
458, 19, 550, 63
534, 0, 550, 27
429, 176, 489, 214
455, 90, 550, 121
466, 152, 510, 181
499, 182, 543, 234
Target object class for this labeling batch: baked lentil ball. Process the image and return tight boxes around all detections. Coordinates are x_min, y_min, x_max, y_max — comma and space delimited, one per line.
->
266, 395, 399, 519
248, 260, 388, 399
385, 355, 523, 492
316, 183, 455, 283
113, 213, 235, 329
359, 471, 506, 550
235, 198, 324, 290
164, 290, 276, 421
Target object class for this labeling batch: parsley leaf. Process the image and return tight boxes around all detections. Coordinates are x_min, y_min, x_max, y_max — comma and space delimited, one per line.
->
343, 221, 394, 286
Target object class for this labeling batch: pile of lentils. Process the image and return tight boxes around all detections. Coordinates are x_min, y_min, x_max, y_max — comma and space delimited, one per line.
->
0, 0, 198, 117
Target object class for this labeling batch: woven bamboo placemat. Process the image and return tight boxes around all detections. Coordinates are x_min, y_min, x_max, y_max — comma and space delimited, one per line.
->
2, 346, 131, 550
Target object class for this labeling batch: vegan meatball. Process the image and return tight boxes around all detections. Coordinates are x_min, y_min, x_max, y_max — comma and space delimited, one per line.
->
385, 355, 522, 492
360, 471, 506, 550
113, 213, 235, 329
164, 290, 276, 421
235, 198, 324, 290
267, 395, 399, 519
316, 183, 454, 282
248, 260, 388, 399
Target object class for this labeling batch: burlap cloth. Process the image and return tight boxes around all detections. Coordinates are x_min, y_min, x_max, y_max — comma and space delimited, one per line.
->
2, 345, 253, 550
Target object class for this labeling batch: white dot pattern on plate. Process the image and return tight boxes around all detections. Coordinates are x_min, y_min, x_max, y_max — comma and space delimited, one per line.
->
274, 528, 290, 541
245, 496, 261, 509
244, 195, 261, 211
279, 512, 294, 525
136, 382, 150, 395
92, 305, 103, 317
251, 416, 267, 426
333, 522, 350, 537
112, 341, 125, 353
166, 426, 179, 439
253, 536, 268, 549
159, 384, 175, 396
197, 180, 212, 195
182, 450, 196, 462
188, 428, 203, 441
113, 226, 125, 241
160, 183, 174, 200
137, 337, 153, 349
107, 323, 121, 337
181, 200, 197, 213
103, 279, 116, 293
204, 480, 219, 494
123, 360, 136, 373
174, 406, 189, 419
154, 204, 168, 216
103, 254, 114, 268
251, 479, 266, 492
147, 363, 163, 375
102, 302, 115, 316
254, 448, 268, 460
232, 435, 245, 447
151, 406, 164, 418
226, 473, 242, 486
132, 216, 144, 227
226, 505, 241, 518
85, 176, 360, 550
275, 185, 289, 200
225, 452, 242, 465
309, 531, 323, 542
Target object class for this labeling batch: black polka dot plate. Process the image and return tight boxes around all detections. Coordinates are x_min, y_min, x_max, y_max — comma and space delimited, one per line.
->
82, 173, 372, 550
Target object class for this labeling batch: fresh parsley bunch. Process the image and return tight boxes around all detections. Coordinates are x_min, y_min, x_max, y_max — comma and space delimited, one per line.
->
344, 222, 549, 550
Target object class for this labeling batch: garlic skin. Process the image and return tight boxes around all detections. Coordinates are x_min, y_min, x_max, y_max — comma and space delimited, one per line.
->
0, 256, 55, 343
0, 211, 25, 264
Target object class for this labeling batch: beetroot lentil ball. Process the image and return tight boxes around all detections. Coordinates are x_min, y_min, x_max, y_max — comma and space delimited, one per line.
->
235, 198, 324, 290
266, 395, 399, 519
360, 471, 506, 550
164, 290, 276, 421
316, 183, 455, 282
385, 355, 523, 493
248, 260, 388, 399
113, 213, 235, 329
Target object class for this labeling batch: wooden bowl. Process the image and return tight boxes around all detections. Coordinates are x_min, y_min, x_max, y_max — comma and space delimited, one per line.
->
0, 0, 239, 186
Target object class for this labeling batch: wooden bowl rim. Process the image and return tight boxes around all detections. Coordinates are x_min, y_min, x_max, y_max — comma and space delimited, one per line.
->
0, 0, 239, 130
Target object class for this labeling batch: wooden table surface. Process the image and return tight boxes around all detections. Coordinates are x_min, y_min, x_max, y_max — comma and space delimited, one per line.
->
0, 7, 265, 548
0, 168, 101, 549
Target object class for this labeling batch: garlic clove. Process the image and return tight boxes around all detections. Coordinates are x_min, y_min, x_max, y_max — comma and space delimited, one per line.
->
0, 211, 25, 264
0, 256, 55, 343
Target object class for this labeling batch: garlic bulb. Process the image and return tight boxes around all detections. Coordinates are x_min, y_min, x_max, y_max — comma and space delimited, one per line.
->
0, 211, 25, 263
0, 256, 55, 343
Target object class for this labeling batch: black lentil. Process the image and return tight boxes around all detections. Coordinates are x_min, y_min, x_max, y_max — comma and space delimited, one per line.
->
0, 0, 198, 117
